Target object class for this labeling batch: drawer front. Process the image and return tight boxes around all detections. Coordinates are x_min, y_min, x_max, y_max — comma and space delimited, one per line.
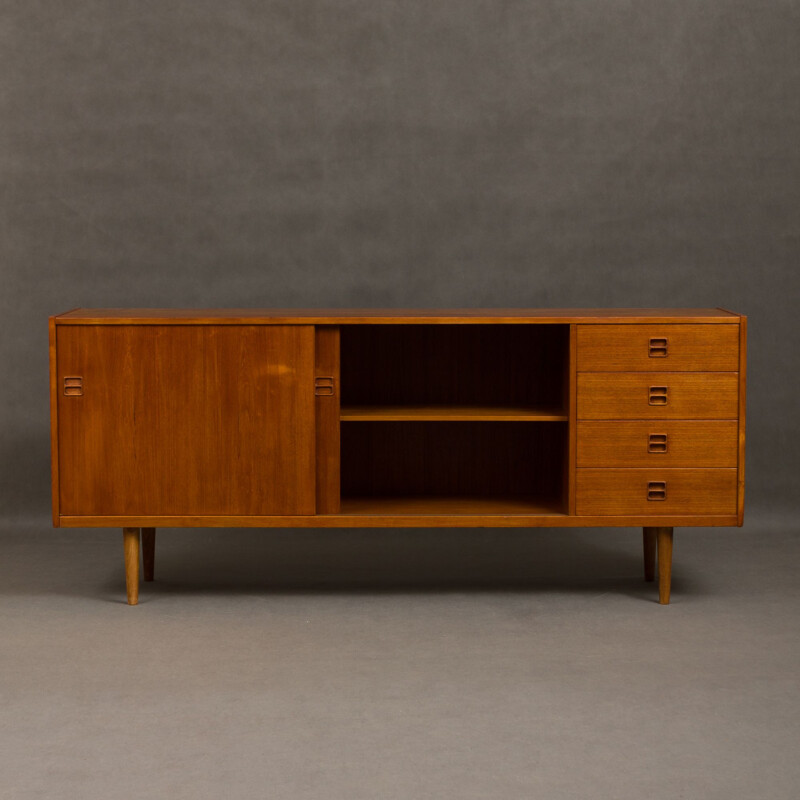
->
576, 469, 738, 515
577, 324, 739, 372
577, 373, 739, 419
577, 421, 739, 468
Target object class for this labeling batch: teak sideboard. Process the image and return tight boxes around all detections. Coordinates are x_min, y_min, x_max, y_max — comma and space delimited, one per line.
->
49, 309, 746, 605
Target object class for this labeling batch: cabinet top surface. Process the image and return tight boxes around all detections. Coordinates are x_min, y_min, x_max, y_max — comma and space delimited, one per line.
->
55, 308, 742, 324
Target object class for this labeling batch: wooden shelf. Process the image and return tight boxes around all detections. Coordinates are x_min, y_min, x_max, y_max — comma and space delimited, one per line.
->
340, 496, 565, 516
340, 404, 568, 422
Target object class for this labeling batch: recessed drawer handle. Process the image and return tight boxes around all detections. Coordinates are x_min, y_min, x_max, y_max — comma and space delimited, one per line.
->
648, 386, 668, 405
649, 337, 668, 357
315, 377, 335, 396
648, 433, 668, 453
63, 376, 83, 396
647, 481, 667, 501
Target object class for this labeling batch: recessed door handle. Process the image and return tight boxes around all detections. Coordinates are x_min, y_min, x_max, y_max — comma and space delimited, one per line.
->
647, 481, 667, 501
649, 337, 668, 357
63, 376, 83, 396
315, 377, 335, 396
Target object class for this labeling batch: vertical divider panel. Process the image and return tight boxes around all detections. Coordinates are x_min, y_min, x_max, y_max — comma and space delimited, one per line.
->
567, 324, 577, 515
315, 326, 341, 513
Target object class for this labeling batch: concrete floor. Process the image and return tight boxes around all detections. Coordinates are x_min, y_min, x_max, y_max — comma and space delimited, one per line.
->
1, 518, 798, 799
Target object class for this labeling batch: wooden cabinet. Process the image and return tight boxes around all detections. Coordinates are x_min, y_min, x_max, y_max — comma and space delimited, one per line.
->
49, 308, 746, 605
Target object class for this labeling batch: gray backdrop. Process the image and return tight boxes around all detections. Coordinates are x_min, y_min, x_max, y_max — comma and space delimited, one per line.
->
2, 1, 798, 523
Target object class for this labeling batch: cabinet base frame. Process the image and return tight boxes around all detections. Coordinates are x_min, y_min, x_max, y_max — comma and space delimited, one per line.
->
63, 514, 737, 528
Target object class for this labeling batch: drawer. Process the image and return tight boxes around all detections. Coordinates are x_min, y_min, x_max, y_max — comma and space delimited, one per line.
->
577, 421, 738, 467
577, 373, 739, 419
577, 324, 739, 372
576, 469, 737, 515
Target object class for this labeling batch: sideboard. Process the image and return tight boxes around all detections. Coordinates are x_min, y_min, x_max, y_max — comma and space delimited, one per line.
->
49, 308, 746, 605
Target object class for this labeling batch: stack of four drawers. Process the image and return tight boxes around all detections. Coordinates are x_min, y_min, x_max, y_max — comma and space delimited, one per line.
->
574, 323, 741, 517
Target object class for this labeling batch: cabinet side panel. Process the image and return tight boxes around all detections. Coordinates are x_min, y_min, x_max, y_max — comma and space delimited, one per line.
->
738, 317, 747, 525
315, 326, 340, 513
49, 318, 60, 526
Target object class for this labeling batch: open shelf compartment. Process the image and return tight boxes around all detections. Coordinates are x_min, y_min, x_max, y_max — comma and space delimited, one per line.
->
340, 324, 569, 420
340, 421, 568, 516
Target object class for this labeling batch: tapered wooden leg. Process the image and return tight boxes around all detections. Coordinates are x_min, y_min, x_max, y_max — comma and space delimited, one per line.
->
643, 527, 656, 582
656, 526, 674, 605
142, 527, 156, 582
123, 528, 140, 605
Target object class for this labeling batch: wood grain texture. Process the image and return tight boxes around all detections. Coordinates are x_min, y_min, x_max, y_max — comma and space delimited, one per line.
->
340, 405, 568, 421
656, 527, 673, 604
577, 372, 739, 419
576, 469, 737, 515
123, 527, 139, 605
57, 325, 315, 516
339, 496, 564, 516
50, 311, 746, 552
315, 326, 340, 514
738, 316, 747, 525
141, 527, 155, 582
49, 317, 60, 526
643, 527, 656, 582
576, 324, 739, 371
61, 513, 740, 528
577, 421, 738, 467
55, 308, 740, 324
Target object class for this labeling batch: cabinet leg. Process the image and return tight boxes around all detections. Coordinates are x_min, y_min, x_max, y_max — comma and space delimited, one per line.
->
656, 527, 674, 605
642, 527, 656, 582
123, 528, 140, 605
142, 527, 156, 582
